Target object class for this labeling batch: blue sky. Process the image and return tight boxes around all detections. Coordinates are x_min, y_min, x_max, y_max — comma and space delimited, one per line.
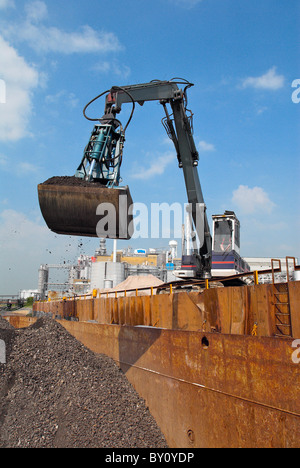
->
0, 0, 299, 294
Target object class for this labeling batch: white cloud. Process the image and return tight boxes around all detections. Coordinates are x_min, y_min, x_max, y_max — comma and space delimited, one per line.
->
45, 90, 79, 109
0, 0, 15, 9
131, 152, 176, 180
0, 209, 87, 293
16, 161, 40, 176
5, 1, 122, 55
198, 140, 215, 152
250, 219, 287, 232
16, 23, 122, 54
0, 36, 40, 141
24, 0, 48, 22
0, 1, 123, 140
256, 106, 268, 115
0, 209, 52, 291
93, 60, 131, 79
232, 185, 275, 214
242, 67, 285, 91
0, 152, 40, 175
0, 210, 48, 249
0, 154, 8, 166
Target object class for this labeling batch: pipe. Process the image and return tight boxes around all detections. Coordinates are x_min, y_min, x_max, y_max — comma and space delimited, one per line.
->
113, 239, 117, 263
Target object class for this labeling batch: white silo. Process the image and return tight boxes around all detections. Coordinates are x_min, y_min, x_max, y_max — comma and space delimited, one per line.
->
90, 262, 106, 290
106, 261, 125, 287
169, 240, 178, 260
90, 261, 125, 290
38, 265, 49, 299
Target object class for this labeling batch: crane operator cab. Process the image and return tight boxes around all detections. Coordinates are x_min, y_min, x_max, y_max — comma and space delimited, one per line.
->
176, 210, 250, 280
211, 211, 250, 277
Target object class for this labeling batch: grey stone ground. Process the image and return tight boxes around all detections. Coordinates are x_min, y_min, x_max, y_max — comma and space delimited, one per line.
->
0, 316, 168, 448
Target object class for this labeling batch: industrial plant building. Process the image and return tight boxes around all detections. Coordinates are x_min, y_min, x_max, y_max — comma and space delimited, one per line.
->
38, 239, 180, 300
37, 237, 298, 300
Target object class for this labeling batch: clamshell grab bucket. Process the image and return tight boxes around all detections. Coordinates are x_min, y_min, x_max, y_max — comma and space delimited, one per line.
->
38, 177, 133, 239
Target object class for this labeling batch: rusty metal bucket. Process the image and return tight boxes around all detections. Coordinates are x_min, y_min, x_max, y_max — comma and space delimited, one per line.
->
38, 177, 134, 239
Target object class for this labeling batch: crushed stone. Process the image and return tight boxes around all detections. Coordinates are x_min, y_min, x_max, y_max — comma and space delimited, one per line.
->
41, 176, 101, 188
0, 316, 168, 448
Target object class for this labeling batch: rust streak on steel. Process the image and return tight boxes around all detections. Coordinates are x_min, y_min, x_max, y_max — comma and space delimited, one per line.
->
113, 359, 300, 418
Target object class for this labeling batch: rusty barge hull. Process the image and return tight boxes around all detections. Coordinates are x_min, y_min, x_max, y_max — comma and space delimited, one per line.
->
53, 323, 300, 447
11, 281, 300, 448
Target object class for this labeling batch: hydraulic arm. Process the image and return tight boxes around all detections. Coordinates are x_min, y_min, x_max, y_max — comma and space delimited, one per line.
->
38, 79, 212, 278
99, 79, 212, 277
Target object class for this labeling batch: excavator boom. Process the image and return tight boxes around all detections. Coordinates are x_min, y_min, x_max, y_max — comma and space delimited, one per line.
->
38, 79, 212, 277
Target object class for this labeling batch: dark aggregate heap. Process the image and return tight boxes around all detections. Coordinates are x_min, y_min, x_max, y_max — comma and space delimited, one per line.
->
0, 316, 168, 448
41, 176, 101, 188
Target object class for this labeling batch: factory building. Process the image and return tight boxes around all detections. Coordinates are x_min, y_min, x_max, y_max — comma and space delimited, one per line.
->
244, 257, 299, 283
37, 235, 299, 300
37, 239, 180, 300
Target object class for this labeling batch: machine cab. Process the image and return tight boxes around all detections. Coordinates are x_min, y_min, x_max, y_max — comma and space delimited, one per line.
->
212, 211, 240, 255
211, 211, 249, 277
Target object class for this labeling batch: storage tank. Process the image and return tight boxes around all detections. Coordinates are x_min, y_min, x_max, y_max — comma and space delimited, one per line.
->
90, 262, 106, 290
104, 279, 113, 289
106, 262, 125, 287
90, 261, 125, 289
169, 240, 178, 260
38, 265, 49, 299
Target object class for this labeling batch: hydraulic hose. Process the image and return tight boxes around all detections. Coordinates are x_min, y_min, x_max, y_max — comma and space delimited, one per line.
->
83, 86, 135, 132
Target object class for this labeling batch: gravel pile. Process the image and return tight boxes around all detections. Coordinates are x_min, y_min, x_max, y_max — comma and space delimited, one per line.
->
0, 316, 168, 448
42, 176, 101, 188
